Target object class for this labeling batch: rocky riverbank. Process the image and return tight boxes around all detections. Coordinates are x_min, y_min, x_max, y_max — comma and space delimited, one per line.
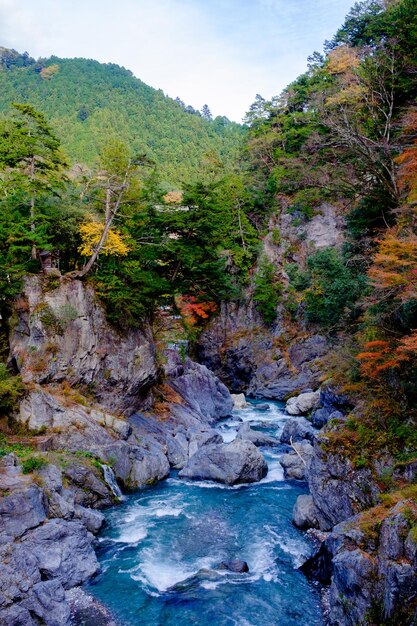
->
274, 385, 417, 625
1, 274, 417, 625
0, 276, 268, 624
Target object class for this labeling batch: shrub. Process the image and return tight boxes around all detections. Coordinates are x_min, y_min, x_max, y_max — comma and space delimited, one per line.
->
304, 248, 366, 327
253, 258, 282, 324
21, 456, 48, 474
0, 363, 24, 413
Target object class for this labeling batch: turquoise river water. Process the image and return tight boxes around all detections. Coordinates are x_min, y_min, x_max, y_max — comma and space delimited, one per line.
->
87, 401, 324, 625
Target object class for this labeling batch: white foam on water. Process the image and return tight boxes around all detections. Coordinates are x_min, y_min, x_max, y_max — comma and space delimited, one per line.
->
115, 525, 148, 545
219, 428, 237, 443
154, 506, 183, 517
259, 452, 285, 484
266, 525, 308, 568
134, 553, 214, 593
248, 537, 280, 584
168, 477, 234, 490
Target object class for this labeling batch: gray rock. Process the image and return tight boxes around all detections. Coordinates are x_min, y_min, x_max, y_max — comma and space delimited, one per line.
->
218, 559, 249, 573
63, 462, 113, 509
39, 464, 63, 493
311, 407, 331, 429
379, 506, 410, 560
96, 440, 170, 488
307, 441, 379, 530
231, 393, 250, 409
280, 418, 316, 444
329, 548, 377, 625
292, 495, 319, 529
44, 489, 75, 520
304, 203, 345, 249
9, 276, 157, 413
236, 422, 278, 447
285, 391, 320, 416
280, 442, 314, 480
0, 605, 36, 625
20, 580, 71, 626
74, 505, 105, 534
166, 432, 189, 469
179, 439, 268, 485
0, 486, 46, 541
21, 519, 99, 589
0, 543, 40, 607
165, 353, 234, 421
188, 429, 223, 458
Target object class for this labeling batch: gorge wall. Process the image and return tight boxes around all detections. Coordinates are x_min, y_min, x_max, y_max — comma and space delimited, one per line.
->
0, 275, 234, 625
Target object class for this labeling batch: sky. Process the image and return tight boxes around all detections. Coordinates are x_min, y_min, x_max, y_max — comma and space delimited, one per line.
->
0, 0, 355, 122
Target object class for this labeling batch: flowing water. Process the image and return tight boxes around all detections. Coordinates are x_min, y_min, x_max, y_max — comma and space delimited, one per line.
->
87, 402, 324, 625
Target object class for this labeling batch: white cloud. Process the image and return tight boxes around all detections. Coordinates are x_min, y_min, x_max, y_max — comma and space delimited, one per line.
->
0, 0, 354, 121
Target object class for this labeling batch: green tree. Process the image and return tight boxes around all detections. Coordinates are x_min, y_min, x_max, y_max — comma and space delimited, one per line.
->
0, 103, 67, 259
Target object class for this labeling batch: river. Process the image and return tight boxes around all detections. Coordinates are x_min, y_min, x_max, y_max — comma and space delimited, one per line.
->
86, 401, 324, 625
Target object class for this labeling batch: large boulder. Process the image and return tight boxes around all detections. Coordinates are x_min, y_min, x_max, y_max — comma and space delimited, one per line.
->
279, 441, 314, 480
231, 393, 250, 409
20, 519, 99, 590
280, 418, 317, 444
164, 353, 233, 422
95, 440, 170, 489
179, 439, 268, 485
236, 422, 279, 447
292, 495, 319, 529
285, 391, 320, 416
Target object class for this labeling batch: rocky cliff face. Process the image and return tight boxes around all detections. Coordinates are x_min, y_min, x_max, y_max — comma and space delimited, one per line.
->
9, 275, 157, 414
1, 276, 235, 625
196, 301, 328, 399
196, 202, 345, 398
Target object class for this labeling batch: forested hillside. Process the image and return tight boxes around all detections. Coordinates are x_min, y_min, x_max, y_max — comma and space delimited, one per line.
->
1, 1, 417, 465
0, 50, 243, 183
237, 0, 417, 468
1, 1, 417, 623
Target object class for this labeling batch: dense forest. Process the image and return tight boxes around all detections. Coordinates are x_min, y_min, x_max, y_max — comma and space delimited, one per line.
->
1, 0, 417, 468
242, 0, 417, 466
0, 49, 243, 183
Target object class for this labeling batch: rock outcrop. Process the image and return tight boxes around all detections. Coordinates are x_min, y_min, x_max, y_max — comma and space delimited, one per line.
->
307, 438, 380, 531
179, 439, 268, 485
9, 276, 157, 414
196, 300, 329, 399
0, 455, 101, 626
304, 497, 417, 625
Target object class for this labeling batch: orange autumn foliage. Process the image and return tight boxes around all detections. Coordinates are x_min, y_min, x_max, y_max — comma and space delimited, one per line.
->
368, 229, 417, 301
163, 191, 183, 205
176, 295, 217, 327
357, 334, 417, 378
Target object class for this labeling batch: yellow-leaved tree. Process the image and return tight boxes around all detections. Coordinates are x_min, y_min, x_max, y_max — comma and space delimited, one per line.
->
75, 140, 151, 277
78, 222, 130, 257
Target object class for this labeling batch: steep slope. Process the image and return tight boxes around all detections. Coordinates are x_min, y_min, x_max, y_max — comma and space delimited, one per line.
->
0, 50, 243, 183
